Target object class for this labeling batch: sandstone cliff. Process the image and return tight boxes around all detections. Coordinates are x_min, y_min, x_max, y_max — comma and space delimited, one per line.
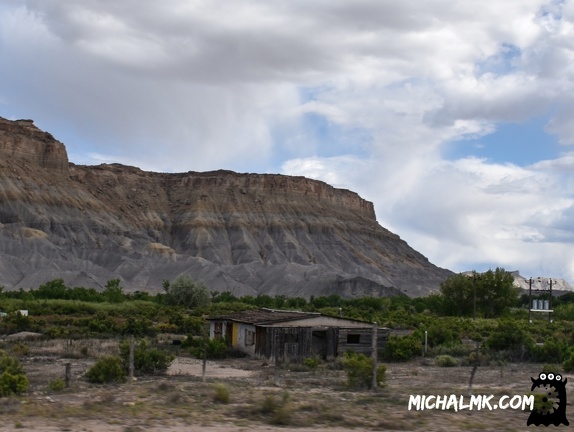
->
0, 117, 452, 297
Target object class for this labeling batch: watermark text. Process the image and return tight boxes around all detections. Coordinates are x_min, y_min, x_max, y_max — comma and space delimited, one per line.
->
408, 394, 534, 412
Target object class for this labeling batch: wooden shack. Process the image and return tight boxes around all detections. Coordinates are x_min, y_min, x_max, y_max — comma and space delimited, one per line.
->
208, 308, 388, 362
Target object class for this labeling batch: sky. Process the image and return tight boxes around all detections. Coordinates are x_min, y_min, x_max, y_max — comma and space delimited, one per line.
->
1, 0, 574, 283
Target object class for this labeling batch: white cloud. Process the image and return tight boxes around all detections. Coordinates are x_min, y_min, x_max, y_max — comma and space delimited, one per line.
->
2, 0, 574, 281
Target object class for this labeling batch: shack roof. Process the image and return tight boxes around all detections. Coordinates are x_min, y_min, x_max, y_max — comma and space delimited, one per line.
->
208, 308, 377, 327
208, 308, 321, 325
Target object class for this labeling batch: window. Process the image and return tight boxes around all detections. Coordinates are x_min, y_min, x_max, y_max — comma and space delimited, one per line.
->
245, 329, 255, 346
347, 334, 361, 344
214, 322, 223, 340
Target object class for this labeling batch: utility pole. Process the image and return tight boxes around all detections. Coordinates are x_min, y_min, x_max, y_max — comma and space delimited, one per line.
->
466, 271, 478, 319
472, 273, 477, 320
549, 278, 554, 323
528, 278, 532, 323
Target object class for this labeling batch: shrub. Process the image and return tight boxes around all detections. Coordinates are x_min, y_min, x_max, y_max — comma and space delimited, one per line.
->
165, 276, 211, 309
426, 322, 460, 347
260, 392, 293, 426
270, 403, 293, 426
121, 317, 155, 337
102, 279, 125, 303
435, 354, 459, 367
169, 315, 205, 335
562, 351, 574, 372
87, 312, 116, 335
213, 383, 230, 404
47, 378, 66, 392
0, 352, 28, 397
342, 351, 386, 389
185, 337, 227, 360
261, 395, 279, 414
428, 343, 472, 358
303, 355, 320, 369
9, 343, 29, 358
461, 350, 491, 367
86, 355, 126, 384
383, 335, 421, 362
529, 339, 568, 363
485, 320, 530, 352
542, 364, 562, 375
119, 339, 175, 375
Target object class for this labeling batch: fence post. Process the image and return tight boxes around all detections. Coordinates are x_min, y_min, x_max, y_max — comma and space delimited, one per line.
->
371, 322, 378, 391
65, 363, 71, 388
129, 335, 135, 382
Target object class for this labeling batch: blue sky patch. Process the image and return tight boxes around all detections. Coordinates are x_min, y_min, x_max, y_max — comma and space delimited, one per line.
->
445, 116, 561, 166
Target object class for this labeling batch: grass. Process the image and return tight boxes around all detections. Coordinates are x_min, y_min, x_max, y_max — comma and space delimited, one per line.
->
213, 382, 230, 403
0, 338, 553, 431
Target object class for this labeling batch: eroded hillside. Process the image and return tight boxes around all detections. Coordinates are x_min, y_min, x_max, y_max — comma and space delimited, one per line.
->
0, 117, 452, 296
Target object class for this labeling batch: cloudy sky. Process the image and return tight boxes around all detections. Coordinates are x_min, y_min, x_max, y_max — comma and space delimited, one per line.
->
2, 0, 574, 282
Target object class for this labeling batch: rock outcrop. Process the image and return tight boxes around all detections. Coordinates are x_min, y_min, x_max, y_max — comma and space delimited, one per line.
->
0, 118, 69, 174
0, 116, 452, 297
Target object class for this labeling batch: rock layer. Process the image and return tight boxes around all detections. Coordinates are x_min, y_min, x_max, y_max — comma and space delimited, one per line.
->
0, 117, 452, 297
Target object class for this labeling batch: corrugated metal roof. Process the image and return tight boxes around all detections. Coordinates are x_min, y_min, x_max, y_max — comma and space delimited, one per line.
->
208, 308, 380, 327
208, 308, 322, 325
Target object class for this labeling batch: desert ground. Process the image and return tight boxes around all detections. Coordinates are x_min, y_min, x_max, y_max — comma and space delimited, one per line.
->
0, 338, 568, 431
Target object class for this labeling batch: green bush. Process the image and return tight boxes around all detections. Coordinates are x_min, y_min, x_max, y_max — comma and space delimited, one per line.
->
485, 320, 530, 352
529, 339, 568, 363
261, 395, 279, 414
342, 351, 386, 389
9, 343, 29, 358
0, 352, 28, 397
542, 364, 562, 375
86, 355, 126, 384
426, 322, 460, 347
562, 350, 574, 372
303, 355, 320, 369
435, 354, 459, 367
461, 350, 491, 367
119, 339, 175, 375
260, 392, 293, 426
0, 372, 29, 397
185, 337, 227, 360
213, 383, 230, 404
47, 378, 66, 392
121, 316, 156, 337
383, 335, 421, 362
428, 343, 472, 358
165, 276, 211, 309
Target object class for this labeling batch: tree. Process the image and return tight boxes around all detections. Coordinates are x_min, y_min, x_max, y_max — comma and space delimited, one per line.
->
36, 279, 68, 299
439, 273, 474, 317
440, 268, 519, 318
0, 351, 29, 396
165, 276, 211, 309
477, 268, 520, 318
119, 339, 175, 375
103, 279, 124, 303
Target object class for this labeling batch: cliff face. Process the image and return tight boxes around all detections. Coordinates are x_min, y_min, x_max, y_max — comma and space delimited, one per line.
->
0, 117, 452, 297
0, 118, 69, 174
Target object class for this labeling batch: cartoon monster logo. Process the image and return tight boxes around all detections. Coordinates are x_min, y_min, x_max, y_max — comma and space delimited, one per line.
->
527, 372, 569, 426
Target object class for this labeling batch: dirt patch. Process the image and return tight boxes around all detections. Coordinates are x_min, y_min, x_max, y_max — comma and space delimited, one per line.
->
0, 339, 569, 431
167, 357, 255, 379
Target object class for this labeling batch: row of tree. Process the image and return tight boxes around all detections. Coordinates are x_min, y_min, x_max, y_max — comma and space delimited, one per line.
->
439, 267, 519, 318
1, 267, 569, 319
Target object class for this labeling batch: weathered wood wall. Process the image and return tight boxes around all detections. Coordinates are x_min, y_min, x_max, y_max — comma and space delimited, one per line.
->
337, 328, 388, 359
255, 326, 388, 362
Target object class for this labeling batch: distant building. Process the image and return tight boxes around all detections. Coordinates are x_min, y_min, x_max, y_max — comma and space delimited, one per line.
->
208, 308, 388, 362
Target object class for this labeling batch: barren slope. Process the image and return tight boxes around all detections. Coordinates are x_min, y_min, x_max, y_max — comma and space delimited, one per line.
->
0, 117, 452, 297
